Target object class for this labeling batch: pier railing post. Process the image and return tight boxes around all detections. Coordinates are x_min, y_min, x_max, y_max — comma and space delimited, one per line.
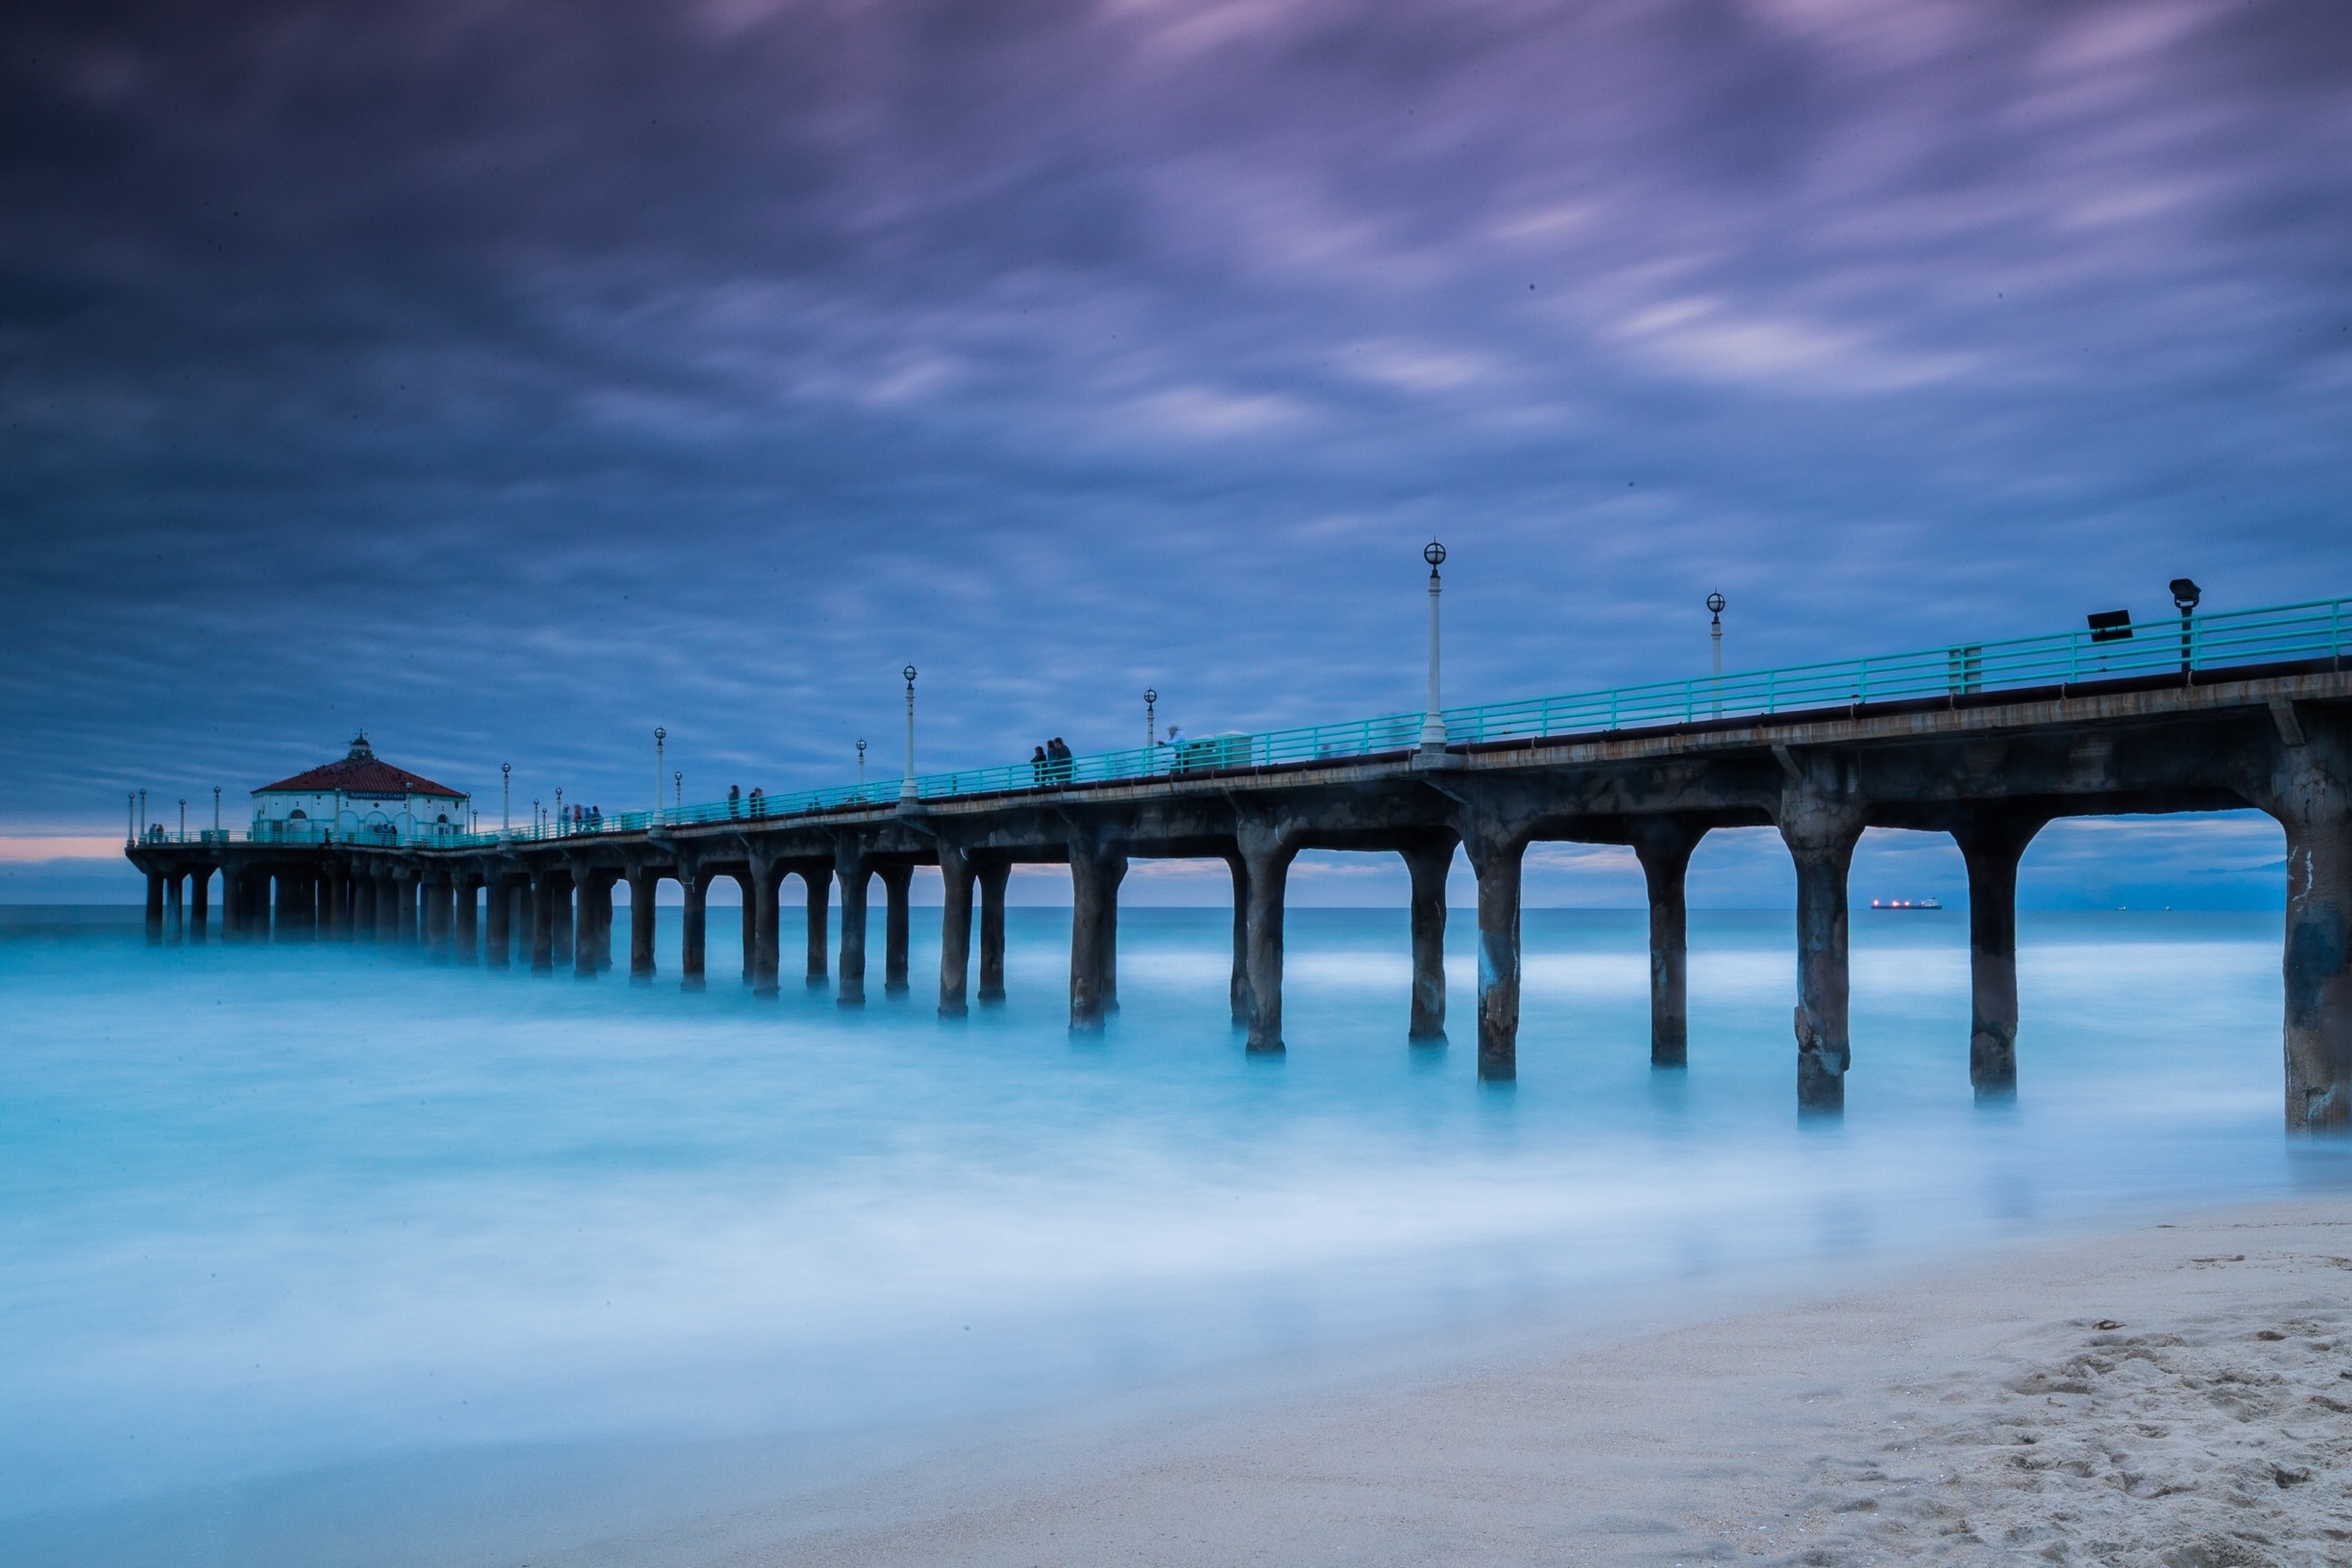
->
1630, 819, 1704, 1068
976, 858, 1010, 1004
1776, 758, 1869, 1116
1951, 811, 2045, 1100
2257, 712, 2352, 1132
836, 845, 870, 1007
1236, 818, 1300, 1053
1401, 837, 1456, 1043
938, 843, 973, 1017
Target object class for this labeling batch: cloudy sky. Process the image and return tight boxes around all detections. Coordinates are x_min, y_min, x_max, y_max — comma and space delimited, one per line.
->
3, 0, 2344, 902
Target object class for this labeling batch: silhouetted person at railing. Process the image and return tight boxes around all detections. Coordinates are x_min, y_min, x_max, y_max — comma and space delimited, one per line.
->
1162, 724, 1186, 774
1046, 737, 1073, 784
1031, 745, 1048, 786
747, 787, 765, 820
727, 784, 741, 819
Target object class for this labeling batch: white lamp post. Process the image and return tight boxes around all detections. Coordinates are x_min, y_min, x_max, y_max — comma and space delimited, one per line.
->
1707, 590, 1727, 717
653, 727, 666, 822
1144, 688, 1158, 760
856, 739, 867, 793
213, 786, 221, 834
502, 763, 511, 831
900, 666, 919, 803
1420, 541, 1448, 751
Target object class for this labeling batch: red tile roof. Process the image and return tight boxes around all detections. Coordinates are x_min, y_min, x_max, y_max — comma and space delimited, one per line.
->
256, 736, 465, 799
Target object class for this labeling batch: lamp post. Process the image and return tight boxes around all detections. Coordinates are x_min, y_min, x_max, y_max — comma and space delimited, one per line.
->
126, 793, 135, 845
179, 798, 186, 839
2170, 577, 2201, 679
1420, 541, 1448, 751
653, 727, 666, 823
213, 786, 221, 834
901, 666, 919, 803
138, 789, 147, 839
554, 787, 563, 836
1707, 590, 1727, 716
856, 739, 868, 794
502, 764, 511, 831
1144, 689, 1158, 765
674, 771, 682, 811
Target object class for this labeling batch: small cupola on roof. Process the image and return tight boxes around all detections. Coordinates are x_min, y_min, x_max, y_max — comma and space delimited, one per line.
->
252, 735, 470, 843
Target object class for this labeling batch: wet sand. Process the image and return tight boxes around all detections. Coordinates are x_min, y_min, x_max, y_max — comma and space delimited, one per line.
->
558, 1199, 2352, 1567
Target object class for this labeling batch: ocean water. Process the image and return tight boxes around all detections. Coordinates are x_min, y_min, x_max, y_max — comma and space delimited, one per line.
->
1, 904, 2343, 1560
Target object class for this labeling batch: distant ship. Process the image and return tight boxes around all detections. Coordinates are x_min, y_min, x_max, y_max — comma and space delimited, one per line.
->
1869, 897, 1943, 911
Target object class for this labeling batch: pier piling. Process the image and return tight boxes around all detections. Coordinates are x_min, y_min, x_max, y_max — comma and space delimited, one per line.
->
1631, 820, 1703, 1068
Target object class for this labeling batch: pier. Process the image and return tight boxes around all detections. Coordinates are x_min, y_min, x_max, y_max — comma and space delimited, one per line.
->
127, 598, 2352, 1128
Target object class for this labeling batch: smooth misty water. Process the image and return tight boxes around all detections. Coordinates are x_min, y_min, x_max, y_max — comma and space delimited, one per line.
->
0, 905, 2342, 1552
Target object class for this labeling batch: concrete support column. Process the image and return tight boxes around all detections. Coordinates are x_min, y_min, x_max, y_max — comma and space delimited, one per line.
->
485, 876, 513, 968
1951, 812, 2044, 1100
681, 872, 708, 989
216, 868, 237, 941
1223, 851, 1252, 1028
881, 865, 914, 995
803, 868, 831, 988
1778, 768, 1869, 1117
628, 870, 658, 983
529, 872, 556, 974
1067, 843, 1126, 1031
2261, 723, 2352, 1132
575, 874, 610, 978
400, 874, 423, 945
1462, 828, 1529, 1083
165, 872, 184, 941
938, 845, 974, 1017
976, 859, 1010, 1004
1630, 820, 1704, 1068
750, 863, 782, 995
453, 875, 479, 964
145, 872, 165, 943
190, 867, 210, 939
836, 846, 870, 1007
549, 878, 573, 965
1237, 821, 1298, 1053
735, 872, 757, 986
1401, 839, 1454, 1042
423, 875, 450, 956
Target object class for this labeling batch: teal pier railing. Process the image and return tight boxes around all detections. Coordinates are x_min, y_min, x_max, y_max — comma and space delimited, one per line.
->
155, 597, 2350, 850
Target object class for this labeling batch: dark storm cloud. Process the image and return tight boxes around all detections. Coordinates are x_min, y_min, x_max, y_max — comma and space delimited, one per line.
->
3, 0, 2348, 843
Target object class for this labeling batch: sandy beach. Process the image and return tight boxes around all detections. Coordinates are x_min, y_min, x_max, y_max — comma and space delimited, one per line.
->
544, 1199, 2352, 1568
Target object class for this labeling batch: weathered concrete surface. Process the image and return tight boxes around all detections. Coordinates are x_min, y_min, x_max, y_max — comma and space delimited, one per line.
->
1401, 837, 1453, 1043
1950, 811, 2044, 1099
1629, 819, 1702, 1068
126, 665, 2352, 1127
